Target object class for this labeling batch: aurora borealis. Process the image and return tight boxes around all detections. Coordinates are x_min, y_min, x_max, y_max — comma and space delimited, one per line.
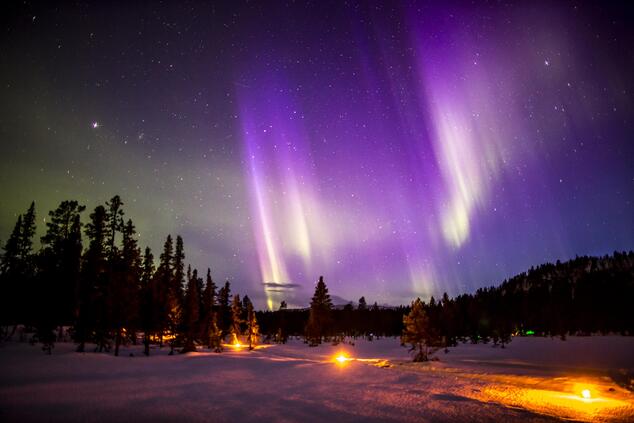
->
1, 1, 632, 309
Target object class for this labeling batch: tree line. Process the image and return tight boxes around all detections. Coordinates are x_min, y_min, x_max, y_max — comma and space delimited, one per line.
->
0, 197, 258, 354
257, 254, 634, 361
257, 290, 406, 344
2, 198, 632, 360
400, 251, 634, 360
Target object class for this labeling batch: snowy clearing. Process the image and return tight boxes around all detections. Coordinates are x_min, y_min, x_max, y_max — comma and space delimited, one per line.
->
1, 336, 633, 422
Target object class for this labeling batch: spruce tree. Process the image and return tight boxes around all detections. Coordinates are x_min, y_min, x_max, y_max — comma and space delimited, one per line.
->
201, 268, 217, 346
208, 311, 223, 352
217, 281, 231, 338
401, 298, 440, 362
181, 268, 200, 353
358, 296, 367, 311
242, 295, 251, 321
357, 296, 368, 338
19, 202, 36, 263
246, 300, 259, 350
167, 235, 185, 352
105, 196, 124, 258
1, 215, 23, 325
275, 300, 288, 344
78, 205, 109, 352
173, 236, 185, 295
111, 219, 141, 356
1, 202, 38, 326
39, 201, 84, 346
305, 276, 333, 346
0, 215, 22, 275
439, 292, 457, 351
140, 246, 155, 356
155, 235, 174, 346
122, 220, 142, 343
230, 293, 243, 344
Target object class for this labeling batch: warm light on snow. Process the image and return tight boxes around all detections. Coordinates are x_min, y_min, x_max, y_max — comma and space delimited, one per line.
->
1, 337, 634, 421
229, 333, 243, 350
334, 353, 352, 365
476, 379, 633, 421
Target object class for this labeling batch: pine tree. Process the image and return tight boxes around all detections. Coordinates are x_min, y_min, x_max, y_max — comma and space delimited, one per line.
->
1, 202, 38, 326
40, 201, 85, 320
246, 300, 259, 350
439, 292, 457, 351
357, 296, 369, 338
230, 294, 243, 344
173, 236, 185, 295
123, 220, 142, 343
208, 311, 223, 352
196, 271, 204, 319
78, 205, 109, 352
21, 203, 37, 326
38, 201, 84, 350
181, 268, 200, 353
19, 202, 36, 262
401, 298, 441, 362
167, 235, 185, 352
111, 219, 141, 356
275, 300, 288, 344
217, 281, 231, 338
358, 296, 367, 311
140, 247, 155, 356
155, 235, 174, 346
242, 295, 252, 321
1, 215, 23, 325
1, 215, 22, 275
305, 276, 333, 346
105, 196, 124, 258
201, 268, 217, 346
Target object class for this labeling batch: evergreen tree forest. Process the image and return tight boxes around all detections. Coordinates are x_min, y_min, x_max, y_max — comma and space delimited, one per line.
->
0, 197, 259, 355
1, 198, 633, 358
259, 252, 634, 358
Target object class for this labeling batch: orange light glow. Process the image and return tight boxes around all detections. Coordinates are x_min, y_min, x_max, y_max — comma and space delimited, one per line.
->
229, 333, 243, 349
333, 353, 353, 365
475, 381, 633, 421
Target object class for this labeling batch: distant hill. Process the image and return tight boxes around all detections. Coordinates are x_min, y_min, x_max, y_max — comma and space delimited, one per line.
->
499, 251, 634, 296
257, 251, 634, 341
443, 251, 634, 339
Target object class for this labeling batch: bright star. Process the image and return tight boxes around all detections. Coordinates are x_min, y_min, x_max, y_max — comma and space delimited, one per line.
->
92, 121, 99, 129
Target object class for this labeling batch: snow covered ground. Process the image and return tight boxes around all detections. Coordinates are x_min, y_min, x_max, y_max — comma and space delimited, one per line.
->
0, 336, 633, 422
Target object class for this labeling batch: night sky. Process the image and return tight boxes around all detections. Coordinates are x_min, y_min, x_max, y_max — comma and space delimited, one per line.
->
1, 1, 632, 309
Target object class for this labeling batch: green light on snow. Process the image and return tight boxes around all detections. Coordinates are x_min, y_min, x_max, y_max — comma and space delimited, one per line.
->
525, 330, 535, 335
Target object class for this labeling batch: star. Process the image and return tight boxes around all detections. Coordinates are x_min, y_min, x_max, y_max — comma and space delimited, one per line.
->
92, 121, 99, 129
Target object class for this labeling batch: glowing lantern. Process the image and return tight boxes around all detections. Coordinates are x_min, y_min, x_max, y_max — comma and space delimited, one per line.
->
581, 389, 591, 399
